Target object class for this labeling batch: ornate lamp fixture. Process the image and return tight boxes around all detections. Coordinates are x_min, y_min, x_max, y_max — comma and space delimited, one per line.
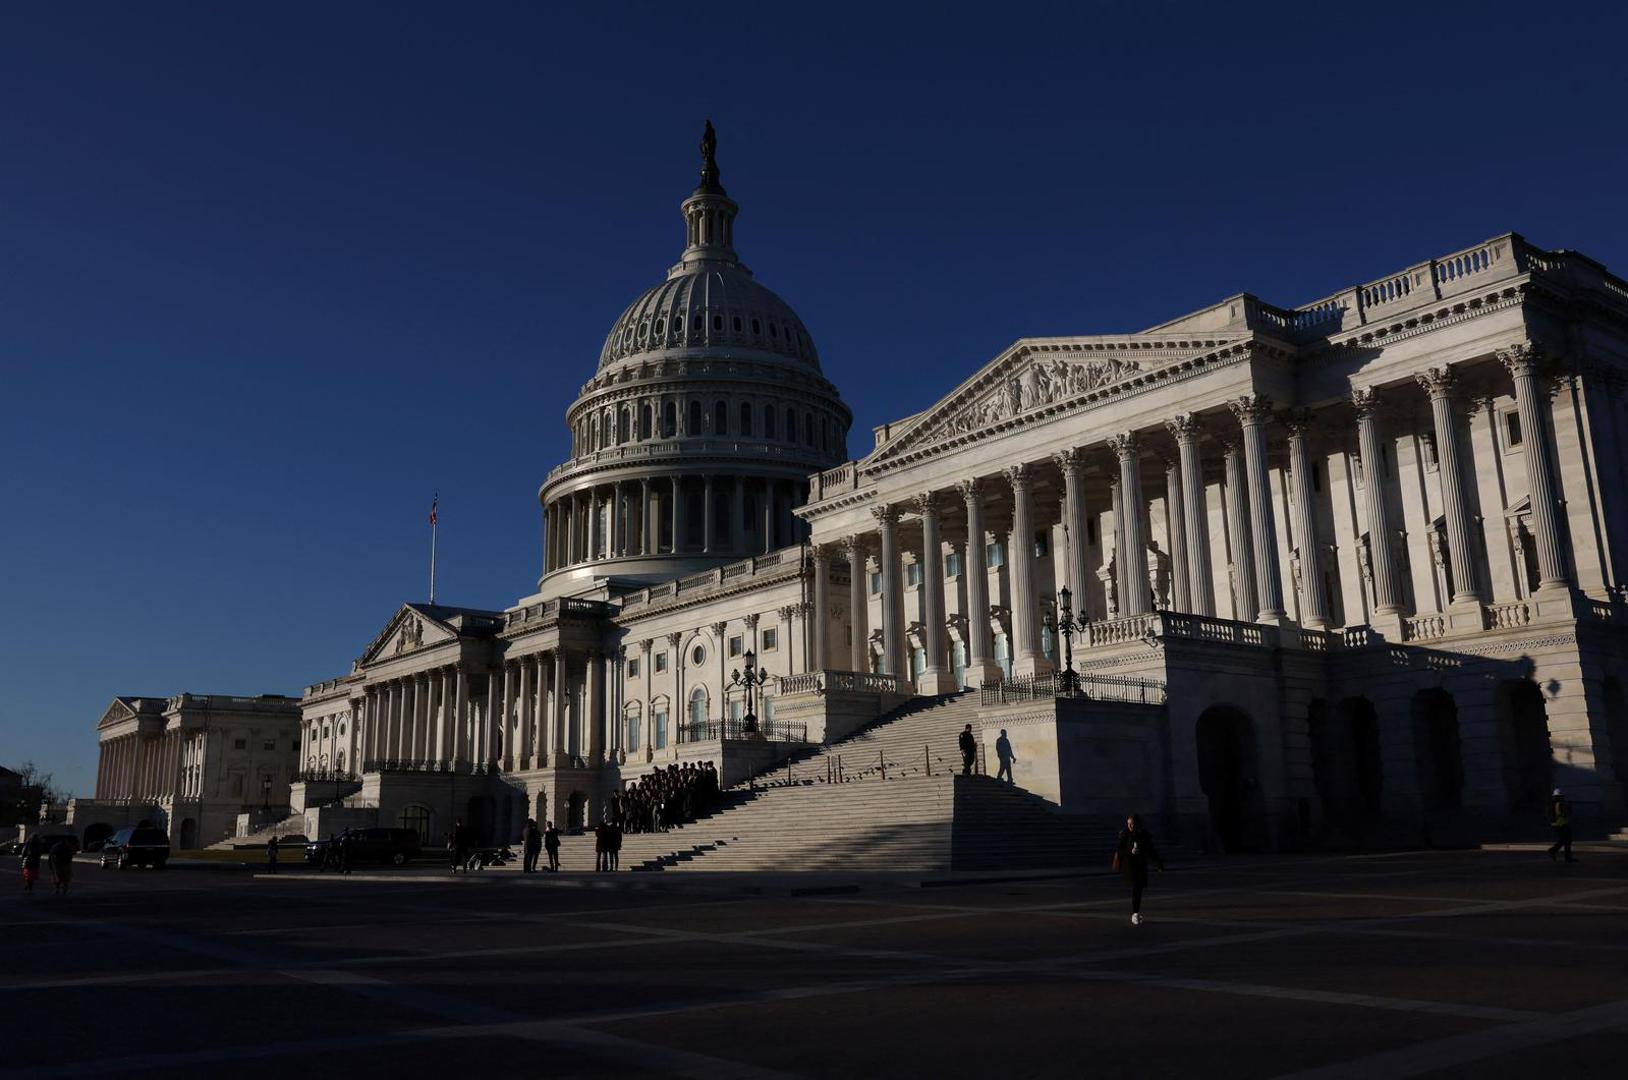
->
1047, 585, 1089, 694
730, 649, 769, 734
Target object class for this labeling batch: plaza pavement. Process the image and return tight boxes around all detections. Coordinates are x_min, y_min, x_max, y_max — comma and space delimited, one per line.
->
3, 845, 1627, 1078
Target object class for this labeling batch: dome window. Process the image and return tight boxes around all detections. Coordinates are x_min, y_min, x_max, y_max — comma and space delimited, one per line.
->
638, 323, 648, 340
674, 315, 684, 331
732, 316, 743, 333
751, 319, 761, 335
655, 318, 665, 335
769, 323, 778, 338
713, 315, 723, 331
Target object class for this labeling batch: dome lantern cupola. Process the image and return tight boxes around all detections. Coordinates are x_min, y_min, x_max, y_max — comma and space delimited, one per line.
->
678, 120, 740, 270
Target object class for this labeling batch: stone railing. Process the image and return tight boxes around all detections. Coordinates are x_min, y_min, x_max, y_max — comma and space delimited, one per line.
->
981, 671, 1167, 707
1082, 614, 1158, 647
505, 596, 613, 629
1402, 614, 1447, 642
1486, 600, 1532, 629
618, 551, 803, 614
810, 462, 868, 500
1581, 598, 1618, 624
1159, 612, 1270, 647
1338, 626, 1374, 649
776, 670, 912, 697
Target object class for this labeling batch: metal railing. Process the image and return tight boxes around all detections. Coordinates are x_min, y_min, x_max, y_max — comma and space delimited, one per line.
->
980, 670, 1167, 707
677, 718, 810, 744
293, 769, 358, 784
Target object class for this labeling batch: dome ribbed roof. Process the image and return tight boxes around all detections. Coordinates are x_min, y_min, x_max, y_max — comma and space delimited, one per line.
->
597, 265, 819, 371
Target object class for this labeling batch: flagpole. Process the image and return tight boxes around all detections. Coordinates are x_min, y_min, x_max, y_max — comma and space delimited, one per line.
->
430, 519, 437, 604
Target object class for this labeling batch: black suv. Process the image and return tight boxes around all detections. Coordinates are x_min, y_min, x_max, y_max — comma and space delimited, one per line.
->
305, 827, 421, 868
100, 827, 171, 870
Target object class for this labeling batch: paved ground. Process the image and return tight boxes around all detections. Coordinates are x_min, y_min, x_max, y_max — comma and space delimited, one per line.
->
4, 845, 1627, 1079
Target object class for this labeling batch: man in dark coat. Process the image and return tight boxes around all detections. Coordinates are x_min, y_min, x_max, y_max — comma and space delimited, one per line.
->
958, 724, 978, 776
543, 820, 561, 872
1113, 814, 1165, 926
522, 819, 542, 874
267, 835, 279, 874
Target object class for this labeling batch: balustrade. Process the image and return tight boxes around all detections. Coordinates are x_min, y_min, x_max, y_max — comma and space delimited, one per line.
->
1403, 614, 1447, 642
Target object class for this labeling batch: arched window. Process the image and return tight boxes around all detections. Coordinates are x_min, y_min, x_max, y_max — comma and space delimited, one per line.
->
624, 704, 641, 753
688, 400, 702, 435
785, 406, 796, 439
589, 416, 599, 450
617, 407, 630, 444
640, 403, 653, 440
764, 406, 776, 440
689, 686, 708, 727
804, 412, 815, 446
714, 400, 728, 435
399, 805, 432, 845
740, 401, 753, 436
663, 401, 677, 438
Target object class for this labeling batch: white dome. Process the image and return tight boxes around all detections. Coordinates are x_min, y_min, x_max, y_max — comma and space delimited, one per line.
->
598, 264, 819, 372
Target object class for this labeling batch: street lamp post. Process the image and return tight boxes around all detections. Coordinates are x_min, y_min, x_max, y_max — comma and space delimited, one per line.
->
1049, 585, 1088, 694
261, 775, 271, 814
730, 649, 769, 735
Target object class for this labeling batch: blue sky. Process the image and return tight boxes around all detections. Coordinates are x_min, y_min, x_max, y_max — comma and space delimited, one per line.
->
4, 1, 1626, 794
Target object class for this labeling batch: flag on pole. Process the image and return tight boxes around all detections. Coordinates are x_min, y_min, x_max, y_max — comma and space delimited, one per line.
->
429, 494, 438, 526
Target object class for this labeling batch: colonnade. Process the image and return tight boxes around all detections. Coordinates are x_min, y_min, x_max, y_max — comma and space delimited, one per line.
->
95, 729, 184, 803
814, 347, 1573, 685
544, 475, 808, 574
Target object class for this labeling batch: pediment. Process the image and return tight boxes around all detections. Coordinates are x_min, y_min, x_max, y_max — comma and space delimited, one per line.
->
97, 699, 140, 731
863, 333, 1247, 468
359, 605, 457, 665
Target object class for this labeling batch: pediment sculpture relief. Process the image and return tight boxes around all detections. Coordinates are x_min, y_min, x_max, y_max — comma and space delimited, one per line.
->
937, 356, 1141, 439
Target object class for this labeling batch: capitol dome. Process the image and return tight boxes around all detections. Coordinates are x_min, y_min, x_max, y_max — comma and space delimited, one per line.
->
537, 124, 852, 597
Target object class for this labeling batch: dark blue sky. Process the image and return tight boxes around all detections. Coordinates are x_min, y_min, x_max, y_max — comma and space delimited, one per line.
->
5, 2, 1626, 793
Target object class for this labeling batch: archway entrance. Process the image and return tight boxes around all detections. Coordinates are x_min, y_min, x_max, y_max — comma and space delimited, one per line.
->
466, 795, 495, 847
179, 818, 197, 849
1411, 689, 1463, 811
1605, 677, 1628, 799
1196, 705, 1257, 852
1500, 680, 1553, 813
1310, 697, 1384, 829
566, 792, 587, 832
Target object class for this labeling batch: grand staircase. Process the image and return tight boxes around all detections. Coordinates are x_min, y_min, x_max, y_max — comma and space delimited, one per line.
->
550, 692, 1124, 873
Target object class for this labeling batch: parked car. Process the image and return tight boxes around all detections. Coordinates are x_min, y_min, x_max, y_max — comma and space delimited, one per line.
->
304, 828, 421, 868
100, 827, 170, 870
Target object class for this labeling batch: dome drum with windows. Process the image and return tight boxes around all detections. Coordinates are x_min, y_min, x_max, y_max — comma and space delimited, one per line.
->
538, 124, 851, 596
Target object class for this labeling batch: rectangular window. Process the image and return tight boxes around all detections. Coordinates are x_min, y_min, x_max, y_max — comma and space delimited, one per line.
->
262, 739, 275, 752
233, 738, 247, 751
626, 716, 640, 752
654, 710, 668, 750
729, 634, 744, 657
905, 563, 922, 587
1504, 410, 1524, 450
655, 652, 668, 673
986, 541, 1005, 568
763, 627, 779, 651
945, 551, 962, 577
729, 698, 743, 721
1033, 532, 1048, 558
627, 657, 641, 678
870, 571, 882, 595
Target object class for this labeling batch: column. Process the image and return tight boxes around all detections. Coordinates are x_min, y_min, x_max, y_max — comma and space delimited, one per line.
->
958, 479, 1000, 686
518, 659, 534, 770
1109, 434, 1153, 616
1231, 396, 1286, 624
873, 505, 906, 677
844, 535, 870, 671
1499, 344, 1571, 595
1352, 387, 1404, 622
1109, 476, 1125, 615
587, 488, 601, 560
641, 478, 653, 555
453, 667, 469, 764
672, 477, 685, 554
1056, 450, 1091, 604
811, 544, 832, 671
762, 479, 776, 553
1006, 464, 1051, 676
552, 651, 569, 760
1164, 455, 1191, 612
732, 478, 747, 553
1284, 410, 1330, 629
587, 650, 605, 763
702, 477, 714, 552
1169, 415, 1216, 616
913, 493, 957, 693
1223, 436, 1259, 621
1415, 367, 1487, 621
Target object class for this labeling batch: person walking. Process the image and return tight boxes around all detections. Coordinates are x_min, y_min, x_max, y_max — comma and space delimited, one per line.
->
609, 820, 623, 871
48, 838, 74, 896
522, 819, 542, 874
339, 829, 354, 875
19, 834, 42, 894
1113, 814, 1165, 926
1548, 788, 1577, 863
995, 729, 1017, 784
593, 819, 609, 873
449, 818, 469, 873
958, 723, 977, 777
543, 820, 561, 872
267, 835, 279, 874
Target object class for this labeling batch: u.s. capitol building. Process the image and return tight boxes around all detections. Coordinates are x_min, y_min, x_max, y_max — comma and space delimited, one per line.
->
83, 129, 1628, 860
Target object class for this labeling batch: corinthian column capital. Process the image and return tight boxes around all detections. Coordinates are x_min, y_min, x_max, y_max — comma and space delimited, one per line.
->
1280, 407, 1315, 440
870, 503, 900, 527
1106, 432, 1139, 461
1003, 463, 1031, 491
1498, 341, 1543, 377
1052, 447, 1081, 473
1228, 394, 1273, 426
908, 492, 939, 518
1350, 385, 1383, 419
1415, 365, 1458, 400
1165, 413, 1203, 443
